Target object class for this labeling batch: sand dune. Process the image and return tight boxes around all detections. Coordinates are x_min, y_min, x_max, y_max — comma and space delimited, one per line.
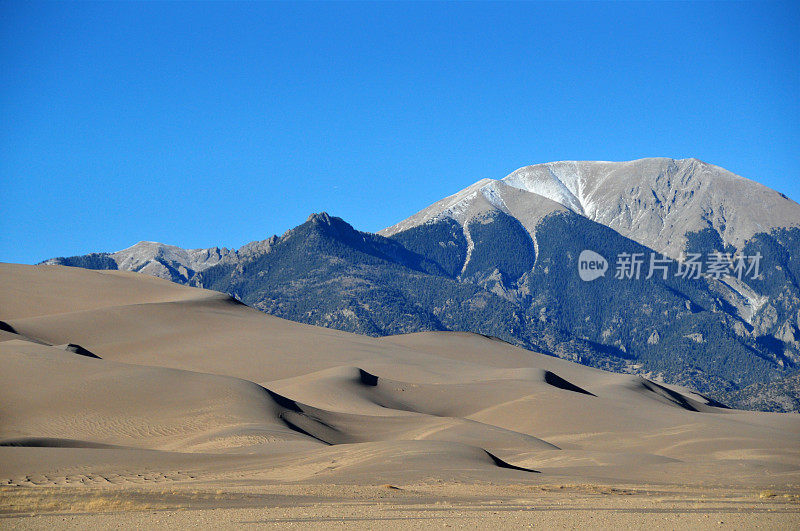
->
1, 262, 799, 524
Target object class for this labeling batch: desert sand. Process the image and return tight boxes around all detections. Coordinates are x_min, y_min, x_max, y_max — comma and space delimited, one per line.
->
1, 263, 799, 528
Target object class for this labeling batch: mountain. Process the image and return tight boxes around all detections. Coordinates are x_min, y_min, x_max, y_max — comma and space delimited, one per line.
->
382, 158, 800, 259
381, 157, 800, 365
42, 241, 235, 283
43, 158, 800, 412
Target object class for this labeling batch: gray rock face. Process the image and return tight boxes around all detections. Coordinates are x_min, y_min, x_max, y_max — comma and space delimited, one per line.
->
43, 241, 236, 283
113, 242, 234, 279
382, 158, 800, 259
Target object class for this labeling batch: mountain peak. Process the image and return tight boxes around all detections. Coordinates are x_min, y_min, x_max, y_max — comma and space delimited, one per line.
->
307, 212, 333, 225
384, 158, 800, 257
123, 240, 169, 251
302, 212, 359, 236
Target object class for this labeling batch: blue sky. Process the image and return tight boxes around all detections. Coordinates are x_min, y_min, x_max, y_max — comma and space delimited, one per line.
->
2, 1, 798, 264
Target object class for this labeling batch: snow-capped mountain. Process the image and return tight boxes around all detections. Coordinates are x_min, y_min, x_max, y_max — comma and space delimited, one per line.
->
382, 158, 800, 259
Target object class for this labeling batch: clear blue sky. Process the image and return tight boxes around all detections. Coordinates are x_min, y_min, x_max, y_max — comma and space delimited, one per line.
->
2, 1, 798, 264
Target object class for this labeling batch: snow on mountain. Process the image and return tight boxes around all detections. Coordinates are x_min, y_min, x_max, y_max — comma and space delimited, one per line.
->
382, 158, 800, 258
381, 179, 569, 237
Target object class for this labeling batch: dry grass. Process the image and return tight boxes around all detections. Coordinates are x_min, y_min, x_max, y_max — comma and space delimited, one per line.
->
0, 486, 238, 515
758, 489, 800, 502
0, 487, 158, 514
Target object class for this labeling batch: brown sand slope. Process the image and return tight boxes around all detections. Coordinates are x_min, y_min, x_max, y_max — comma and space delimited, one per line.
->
1, 262, 799, 493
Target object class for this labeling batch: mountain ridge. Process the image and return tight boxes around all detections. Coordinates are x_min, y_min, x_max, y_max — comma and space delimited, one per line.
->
41, 158, 800, 412
382, 157, 800, 259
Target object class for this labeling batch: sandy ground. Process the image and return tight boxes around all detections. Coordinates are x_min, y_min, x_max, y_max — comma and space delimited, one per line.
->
2, 483, 799, 529
1, 263, 799, 527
